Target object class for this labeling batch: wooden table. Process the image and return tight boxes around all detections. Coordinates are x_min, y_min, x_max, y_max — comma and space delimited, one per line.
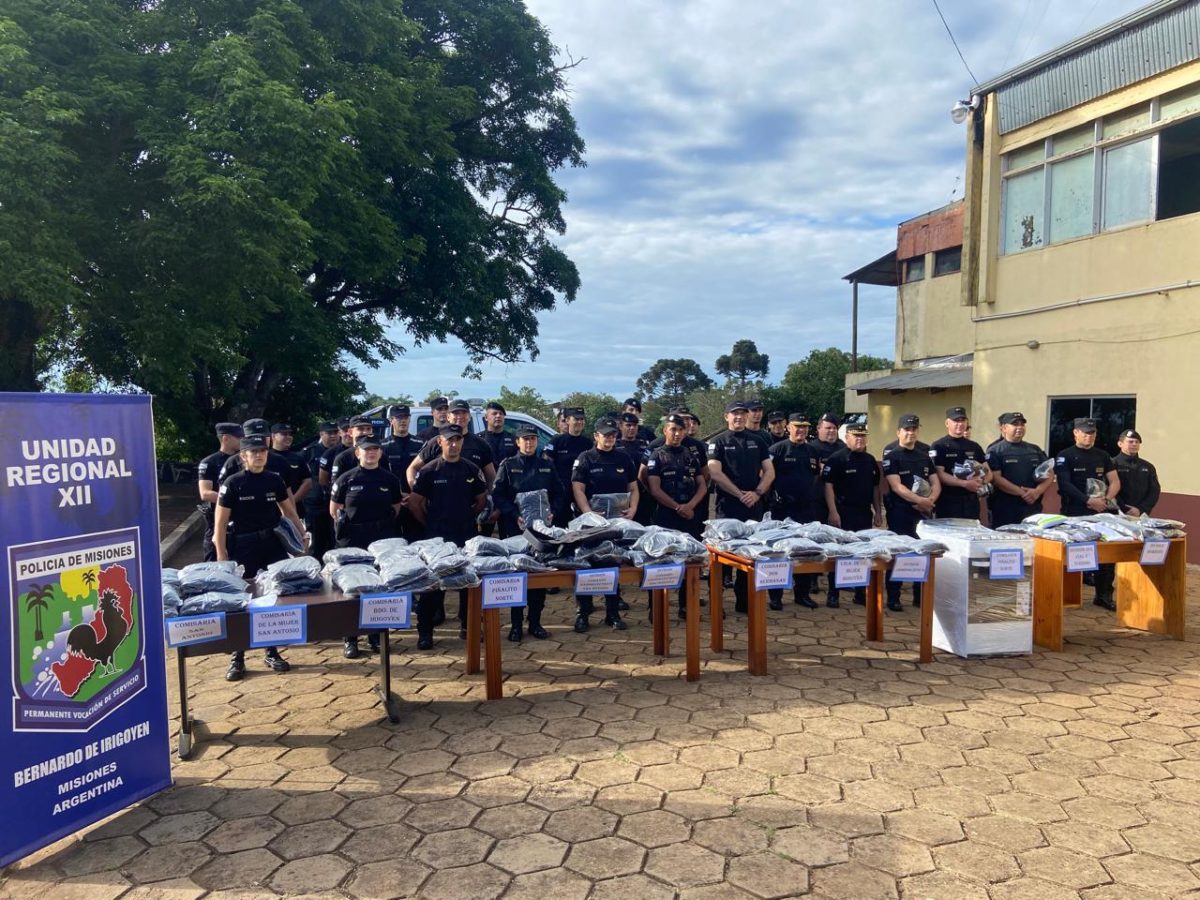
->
174, 590, 400, 758
707, 549, 937, 674
465, 564, 703, 700
1031, 536, 1187, 651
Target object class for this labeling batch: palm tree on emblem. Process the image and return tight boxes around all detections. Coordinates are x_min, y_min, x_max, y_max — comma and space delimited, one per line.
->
82, 569, 98, 596
25, 585, 51, 643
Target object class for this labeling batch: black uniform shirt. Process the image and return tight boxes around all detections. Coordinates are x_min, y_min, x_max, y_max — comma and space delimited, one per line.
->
880, 445, 935, 507
301, 443, 332, 511
331, 466, 402, 524
1115, 453, 1160, 514
881, 439, 930, 459
481, 430, 518, 466
650, 435, 708, 476
413, 457, 487, 543
571, 448, 636, 498
331, 445, 396, 482
319, 442, 348, 491
707, 429, 769, 491
822, 449, 880, 509
418, 433, 494, 473
986, 440, 1047, 490
645, 444, 702, 505
617, 437, 651, 468
492, 453, 563, 518
1054, 445, 1115, 516
217, 469, 286, 533
277, 449, 308, 495
543, 433, 593, 486
768, 439, 820, 503
197, 450, 230, 517
931, 435, 987, 503
810, 438, 847, 466
381, 434, 423, 492
636, 424, 656, 443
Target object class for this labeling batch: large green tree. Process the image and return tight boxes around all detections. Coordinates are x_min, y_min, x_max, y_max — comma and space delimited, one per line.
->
767, 347, 893, 420
635, 358, 713, 410
0, 0, 584, 455
715, 339, 770, 391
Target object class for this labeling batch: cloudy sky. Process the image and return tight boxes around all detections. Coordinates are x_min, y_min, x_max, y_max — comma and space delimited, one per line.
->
365, 0, 1148, 403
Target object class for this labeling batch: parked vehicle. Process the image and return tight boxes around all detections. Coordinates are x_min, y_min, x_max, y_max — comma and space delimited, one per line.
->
361, 402, 558, 450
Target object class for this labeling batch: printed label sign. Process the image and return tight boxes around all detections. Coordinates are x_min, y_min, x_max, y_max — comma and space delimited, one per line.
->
754, 559, 792, 591
574, 568, 619, 596
835, 558, 871, 588
641, 563, 684, 590
1066, 542, 1099, 573
358, 593, 412, 629
1140, 540, 1170, 566
890, 554, 930, 583
988, 548, 1024, 580
248, 605, 307, 648
482, 574, 528, 609
164, 614, 226, 648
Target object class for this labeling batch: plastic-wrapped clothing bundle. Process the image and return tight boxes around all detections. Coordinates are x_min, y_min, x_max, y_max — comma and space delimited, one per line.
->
744, 545, 787, 559
534, 554, 588, 569
377, 556, 439, 592
408, 537, 448, 554
182, 560, 243, 576
568, 511, 609, 531
177, 591, 251, 615
161, 568, 182, 591
465, 536, 510, 557
703, 519, 755, 541
846, 540, 895, 561
953, 460, 992, 496
179, 563, 248, 598
501, 536, 531, 555
817, 542, 854, 558
510, 554, 556, 573
792, 522, 864, 544
773, 537, 826, 559
574, 541, 621, 563
472, 556, 518, 575
516, 489, 551, 526
751, 526, 804, 546
332, 564, 385, 596
275, 518, 306, 556
1034, 458, 1055, 482
606, 518, 648, 540
632, 527, 707, 561
714, 539, 753, 554
911, 476, 933, 498
425, 548, 470, 577
439, 567, 480, 590
323, 547, 374, 568
162, 584, 182, 617
368, 537, 410, 557
588, 493, 630, 518
266, 555, 323, 581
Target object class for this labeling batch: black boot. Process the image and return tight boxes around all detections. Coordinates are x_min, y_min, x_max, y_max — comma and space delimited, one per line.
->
226, 651, 245, 682
574, 614, 589, 633
825, 592, 840, 609
508, 624, 523, 642
343, 638, 360, 659
264, 647, 290, 672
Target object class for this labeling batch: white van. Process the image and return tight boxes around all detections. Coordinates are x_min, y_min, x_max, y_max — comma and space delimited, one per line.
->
362, 401, 558, 451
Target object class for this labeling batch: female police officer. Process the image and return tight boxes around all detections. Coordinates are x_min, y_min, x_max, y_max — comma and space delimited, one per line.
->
644, 413, 707, 620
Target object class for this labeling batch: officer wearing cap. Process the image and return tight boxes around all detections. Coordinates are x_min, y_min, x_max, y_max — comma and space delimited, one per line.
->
270, 423, 309, 506
213, 434, 306, 679
318, 417, 354, 498
987, 412, 1052, 529
810, 414, 846, 467
766, 412, 787, 442
417, 397, 451, 441
331, 416, 383, 482
615, 412, 654, 523
480, 402, 518, 467
623, 398, 657, 443
822, 422, 882, 606
332, 434, 403, 658
409, 424, 489, 649
197, 423, 243, 561
217, 418, 290, 483
301, 422, 340, 561
1114, 430, 1159, 516
745, 399, 772, 448
409, 399, 496, 490
766, 413, 822, 610
881, 415, 940, 611
708, 400, 775, 614
1055, 417, 1120, 609
931, 406, 991, 520
492, 424, 562, 641
381, 405, 424, 540
543, 407, 593, 521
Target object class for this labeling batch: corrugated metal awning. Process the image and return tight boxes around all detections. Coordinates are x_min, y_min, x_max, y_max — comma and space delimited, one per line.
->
842, 250, 898, 286
854, 365, 973, 394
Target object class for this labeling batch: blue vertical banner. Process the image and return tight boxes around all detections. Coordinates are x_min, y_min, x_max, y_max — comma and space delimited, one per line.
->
0, 394, 172, 868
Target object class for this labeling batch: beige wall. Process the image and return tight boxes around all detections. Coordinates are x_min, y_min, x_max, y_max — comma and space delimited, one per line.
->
897, 270, 973, 363
844, 369, 889, 414
865, 386, 973, 458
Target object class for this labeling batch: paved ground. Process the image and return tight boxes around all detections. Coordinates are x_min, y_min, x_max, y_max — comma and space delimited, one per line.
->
5, 566, 1200, 899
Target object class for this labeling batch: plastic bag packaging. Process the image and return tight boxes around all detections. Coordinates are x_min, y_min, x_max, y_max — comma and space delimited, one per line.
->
377, 554, 430, 581
510, 553, 556, 573
265, 555, 323, 582
501, 535, 531, 555
589, 493, 630, 518
275, 518, 306, 556
428, 550, 470, 577
368, 537, 410, 557
332, 564, 385, 596
517, 489, 551, 526
409, 537, 448, 554
1034, 458, 1055, 482
465, 536, 510, 558
606, 518, 647, 541
178, 591, 251, 615
632, 527, 706, 561
254, 569, 324, 597
575, 541, 619, 562
472, 556, 518, 575
911, 476, 933, 498
323, 547, 374, 568
439, 567, 480, 590
162, 584, 182, 617
847, 540, 893, 562
476, 495, 495, 528
817, 542, 854, 558
773, 537, 826, 559
703, 519, 755, 541
743, 544, 787, 559
161, 568, 182, 591
792, 523, 863, 544
179, 567, 248, 598
181, 560, 243, 577
568, 511, 609, 531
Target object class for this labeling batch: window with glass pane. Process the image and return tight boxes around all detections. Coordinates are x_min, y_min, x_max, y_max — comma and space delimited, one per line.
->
1161, 83, 1200, 121
1102, 138, 1154, 229
1157, 116, 1200, 221
1002, 168, 1045, 253
1103, 104, 1150, 139
1005, 141, 1046, 172
933, 246, 961, 276
902, 256, 925, 283
1047, 398, 1092, 456
1051, 123, 1094, 156
1091, 397, 1137, 454
1048, 153, 1095, 241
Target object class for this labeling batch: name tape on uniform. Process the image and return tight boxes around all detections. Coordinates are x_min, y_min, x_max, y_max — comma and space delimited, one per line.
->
1140, 540, 1170, 566
248, 604, 307, 648
482, 574, 528, 609
1066, 542, 1099, 573
890, 554, 930, 583
359, 592, 413, 629
165, 613, 227, 648
574, 567, 619, 596
754, 559, 792, 591
641, 563, 685, 590
988, 548, 1024, 580
835, 558, 871, 589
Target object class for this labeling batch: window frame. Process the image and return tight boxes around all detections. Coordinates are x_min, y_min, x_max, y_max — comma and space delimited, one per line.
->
1045, 394, 1136, 456
933, 246, 962, 277
902, 254, 926, 283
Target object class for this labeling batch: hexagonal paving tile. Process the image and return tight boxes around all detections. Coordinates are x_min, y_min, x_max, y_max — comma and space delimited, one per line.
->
691, 816, 769, 856
342, 858, 432, 899
411, 827, 494, 868
588, 873, 677, 900
339, 824, 421, 863
473, 803, 549, 839
204, 815, 285, 854
851, 833, 935, 877
809, 860, 899, 899
405, 798, 479, 833
138, 811, 220, 846
488, 832, 568, 874
617, 809, 692, 847
644, 841, 726, 887
191, 848, 283, 891
419, 862, 510, 900
565, 836, 646, 879
503, 866, 591, 900
727, 850, 810, 898
962, 815, 1047, 852
933, 840, 1020, 884
1122, 822, 1200, 862
267, 820, 351, 859
269, 853, 351, 894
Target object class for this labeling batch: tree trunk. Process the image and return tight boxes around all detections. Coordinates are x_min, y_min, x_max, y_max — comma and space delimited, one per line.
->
0, 298, 45, 391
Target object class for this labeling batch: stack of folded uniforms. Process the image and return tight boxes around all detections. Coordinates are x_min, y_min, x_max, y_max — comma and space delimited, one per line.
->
255, 556, 325, 596
418, 541, 479, 590
322, 547, 375, 578
170, 561, 251, 616
627, 526, 708, 566
331, 563, 385, 596
376, 548, 440, 592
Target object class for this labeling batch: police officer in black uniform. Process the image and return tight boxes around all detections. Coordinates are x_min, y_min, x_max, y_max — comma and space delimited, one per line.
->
881, 415, 940, 611
417, 396, 451, 441
745, 399, 772, 448
623, 398, 657, 443
931, 406, 991, 520
987, 412, 1052, 529
218, 418, 291, 483
480, 402, 518, 466
302, 422, 340, 561
331, 416, 381, 483
332, 434, 403, 658
766, 412, 787, 442
767, 413, 822, 610
1115, 429, 1160, 516
543, 407, 593, 521
1055, 417, 1121, 610
822, 422, 882, 606
410, 424, 488, 649
381, 405, 424, 540
270, 423, 309, 507
197, 423, 243, 561
643, 414, 707, 620
213, 434, 306, 680
317, 417, 354, 511
492, 424, 563, 641
571, 419, 640, 631
707, 400, 775, 613
409, 399, 496, 489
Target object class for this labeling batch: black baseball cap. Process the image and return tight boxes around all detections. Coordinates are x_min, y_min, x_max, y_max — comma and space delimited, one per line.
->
515, 424, 537, 437
430, 396, 450, 410
215, 422, 243, 437
594, 419, 619, 435
241, 417, 270, 436
354, 434, 381, 449
271, 422, 294, 434
562, 407, 585, 419
1120, 429, 1141, 440
846, 423, 868, 435
945, 406, 968, 421
669, 405, 692, 415
725, 400, 749, 413
486, 401, 505, 413
664, 413, 689, 428
438, 424, 464, 438
788, 413, 810, 425
746, 398, 764, 411
618, 412, 639, 424
349, 415, 373, 428
623, 398, 642, 411
318, 421, 338, 433
336, 416, 351, 430
240, 435, 268, 451
448, 399, 471, 412
818, 413, 840, 426
999, 412, 1027, 425
387, 405, 410, 419
898, 414, 920, 428
767, 411, 785, 423
1073, 417, 1098, 432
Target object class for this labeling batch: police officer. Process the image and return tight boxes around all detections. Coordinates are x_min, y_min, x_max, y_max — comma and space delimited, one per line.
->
409, 399, 496, 490
707, 400, 775, 614
643, 414, 707, 620
318, 416, 354, 502
543, 407, 593, 520
766, 412, 787, 442
745, 399, 771, 447
409, 424, 489, 649
572, 419, 640, 631
987, 412, 1052, 529
302, 422, 340, 561
417, 397, 451, 441
381, 405, 424, 540
623, 398, 657, 443
767, 413, 822, 610
331, 416, 381, 482
332, 434, 403, 658
882, 415, 940, 611
480, 402, 518, 466
213, 434, 306, 680
217, 418, 289, 482
492, 424, 563, 641
931, 406, 991, 520
616, 412, 653, 525
822, 422, 882, 606
270, 423, 309, 507
1055, 417, 1120, 610
197, 423, 243, 561
1115, 429, 1160, 516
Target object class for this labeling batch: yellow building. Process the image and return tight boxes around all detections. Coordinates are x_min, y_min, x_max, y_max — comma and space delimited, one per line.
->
854, 0, 1200, 558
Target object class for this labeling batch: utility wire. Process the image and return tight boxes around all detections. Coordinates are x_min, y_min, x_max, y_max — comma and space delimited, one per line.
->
930, 0, 979, 84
